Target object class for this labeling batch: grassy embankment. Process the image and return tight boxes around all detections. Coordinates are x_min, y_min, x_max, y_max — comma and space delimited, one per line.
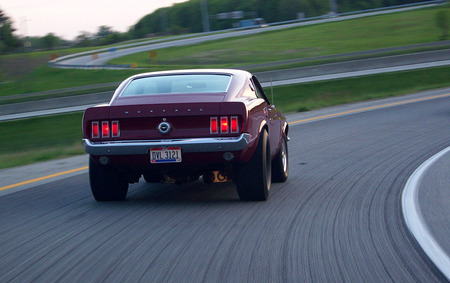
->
0, 5, 449, 168
0, 112, 84, 169
108, 7, 448, 68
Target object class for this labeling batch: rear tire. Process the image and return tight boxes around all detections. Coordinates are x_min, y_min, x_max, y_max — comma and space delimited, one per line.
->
235, 129, 271, 201
272, 136, 289, 182
89, 157, 129, 201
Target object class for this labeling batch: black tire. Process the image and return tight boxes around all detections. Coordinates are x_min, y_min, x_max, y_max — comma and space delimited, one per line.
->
235, 129, 271, 201
272, 136, 289, 182
89, 157, 129, 201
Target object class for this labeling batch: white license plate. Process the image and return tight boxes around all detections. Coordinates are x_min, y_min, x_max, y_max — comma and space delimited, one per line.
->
150, 147, 182, 164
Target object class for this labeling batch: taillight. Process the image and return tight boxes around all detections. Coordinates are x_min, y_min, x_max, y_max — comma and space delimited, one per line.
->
102, 121, 110, 138
210, 116, 239, 135
91, 120, 120, 139
112, 121, 120, 137
210, 117, 218, 134
230, 116, 238, 133
92, 122, 100, 138
220, 117, 228, 134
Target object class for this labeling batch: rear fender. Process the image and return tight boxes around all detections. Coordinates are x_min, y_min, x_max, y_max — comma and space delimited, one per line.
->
82, 106, 110, 139
238, 120, 268, 162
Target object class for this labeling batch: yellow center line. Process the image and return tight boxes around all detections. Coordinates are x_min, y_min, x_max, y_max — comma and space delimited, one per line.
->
0, 166, 88, 192
288, 93, 450, 125
1, 93, 449, 193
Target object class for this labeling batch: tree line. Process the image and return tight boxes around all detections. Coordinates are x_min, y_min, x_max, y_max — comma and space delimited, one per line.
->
130, 0, 439, 37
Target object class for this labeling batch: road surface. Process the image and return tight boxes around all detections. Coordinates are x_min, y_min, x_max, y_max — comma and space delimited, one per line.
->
1, 89, 449, 282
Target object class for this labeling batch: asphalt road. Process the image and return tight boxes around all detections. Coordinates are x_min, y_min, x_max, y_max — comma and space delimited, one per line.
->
1, 91, 449, 282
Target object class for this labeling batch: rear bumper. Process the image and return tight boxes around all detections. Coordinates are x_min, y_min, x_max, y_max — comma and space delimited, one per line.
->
83, 133, 252, 156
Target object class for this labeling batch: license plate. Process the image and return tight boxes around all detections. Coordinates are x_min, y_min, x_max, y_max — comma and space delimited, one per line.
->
150, 147, 182, 163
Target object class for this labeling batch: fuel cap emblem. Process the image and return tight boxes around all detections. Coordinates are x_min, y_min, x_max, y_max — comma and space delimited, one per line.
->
158, 122, 171, 134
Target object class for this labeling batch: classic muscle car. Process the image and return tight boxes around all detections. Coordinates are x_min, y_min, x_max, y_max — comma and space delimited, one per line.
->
82, 69, 289, 201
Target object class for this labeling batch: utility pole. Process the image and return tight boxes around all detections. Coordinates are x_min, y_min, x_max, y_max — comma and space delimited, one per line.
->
161, 8, 169, 34
200, 0, 210, 32
21, 17, 31, 49
329, 0, 337, 14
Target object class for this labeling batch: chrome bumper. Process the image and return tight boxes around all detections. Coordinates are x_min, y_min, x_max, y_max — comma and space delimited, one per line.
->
83, 133, 252, 156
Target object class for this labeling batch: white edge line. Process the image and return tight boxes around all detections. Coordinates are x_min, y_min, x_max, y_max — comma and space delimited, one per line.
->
402, 146, 450, 281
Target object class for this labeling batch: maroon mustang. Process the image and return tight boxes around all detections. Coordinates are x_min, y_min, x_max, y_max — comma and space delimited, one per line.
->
82, 69, 289, 201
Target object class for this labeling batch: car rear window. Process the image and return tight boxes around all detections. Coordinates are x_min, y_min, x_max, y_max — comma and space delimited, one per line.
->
120, 74, 232, 97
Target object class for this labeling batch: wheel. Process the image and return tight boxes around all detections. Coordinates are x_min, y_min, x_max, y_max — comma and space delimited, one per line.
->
89, 157, 129, 201
272, 136, 289, 182
235, 129, 271, 201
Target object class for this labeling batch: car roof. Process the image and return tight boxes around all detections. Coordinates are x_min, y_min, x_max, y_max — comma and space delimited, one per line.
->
111, 69, 254, 104
127, 69, 252, 80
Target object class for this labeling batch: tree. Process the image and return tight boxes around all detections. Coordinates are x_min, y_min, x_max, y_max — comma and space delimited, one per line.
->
41, 33, 58, 50
436, 9, 449, 40
75, 31, 93, 47
96, 25, 113, 38
0, 9, 21, 53
98, 32, 127, 45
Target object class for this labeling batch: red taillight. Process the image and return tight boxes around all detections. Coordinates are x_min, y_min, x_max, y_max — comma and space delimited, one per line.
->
112, 121, 120, 137
210, 117, 218, 134
91, 120, 120, 139
220, 117, 228, 134
210, 116, 239, 134
92, 122, 100, 138
230, 116, 238, 133
102, 121, 110, 138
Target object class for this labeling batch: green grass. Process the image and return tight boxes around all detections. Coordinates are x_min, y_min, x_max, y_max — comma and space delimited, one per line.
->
246, 44, 450, 73
271, 66, 450, 113
0, 112, 85, 169
109, 7, 445, 68
0, 145, 85, 169
0, 66, 142, 97
1, 66, 449, 168
0, 85, 117, 105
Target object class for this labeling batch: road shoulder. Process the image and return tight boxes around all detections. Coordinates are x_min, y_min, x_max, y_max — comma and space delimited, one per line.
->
402, 146, 450, 281
0, 155, 88, 197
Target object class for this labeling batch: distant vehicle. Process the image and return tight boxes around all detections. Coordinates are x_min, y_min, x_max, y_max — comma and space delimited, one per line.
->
82, 69, 289, 201
239, 18, 266, 28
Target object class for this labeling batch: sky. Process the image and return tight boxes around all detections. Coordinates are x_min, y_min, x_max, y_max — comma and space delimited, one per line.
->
0, 0, 188, 40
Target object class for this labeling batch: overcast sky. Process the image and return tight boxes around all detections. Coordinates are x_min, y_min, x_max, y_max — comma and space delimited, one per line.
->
1, 0, 188, 40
